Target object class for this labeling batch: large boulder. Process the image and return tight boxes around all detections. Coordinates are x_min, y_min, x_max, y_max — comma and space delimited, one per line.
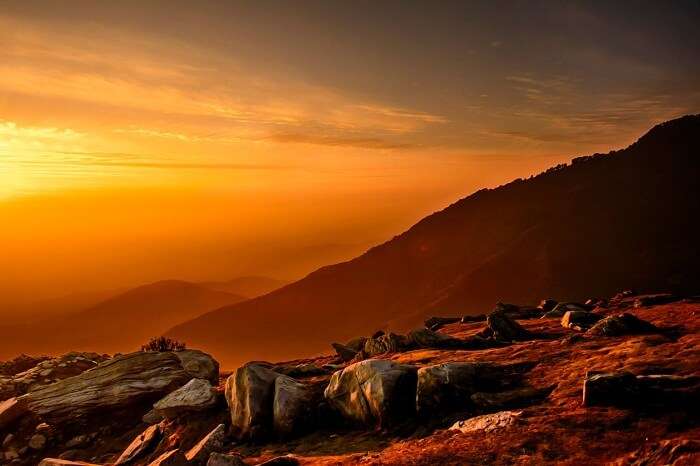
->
324, 359, 417, 427
484, 311, 532, 341
272, 375, 318, 438
21, 350, 218, 425
582, 371, 700, 407
587, 313, 659, 337
415, 362, 502, 416
152, 378, 217, 419
561, 310, 602, 331
225, 363, 280, 441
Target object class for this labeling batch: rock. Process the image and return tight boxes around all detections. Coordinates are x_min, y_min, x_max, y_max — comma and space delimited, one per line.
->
542, 302, 588, 318
273, 375, 318, 437
324, 359, 417, 427
4, 448, 19, 460
207, 453, 246, 466
0, 397, 28, 430
22, 350, 218, 424
331, 343, 358, 362
0, 354, 51, 377
408, 328, 472, 349
363, 333, 412, 357
471, 386, 552, 410
38, 460, 101, 466
450, 410, 524, 434
64, 434, 90, 449
371, 330, 385, 339
259, 455, 300, 465
485, 311, 531, 341
185, 423, 226, 464
152, 378, 217, 419
424, 316, 461, 330
29, 433, 47, 450
142, 409, 165, 424
174, 351, 219, 384
148, 449, 187, 466
633, 293, 680, 307
225, 362, 280, 440
587, 313, 659, 337
273, 362, 328, 378
460, 314, 487, 323
3, 433, 13, 446
345, 337, 369, 352
582, 371, 700, 407
416, 362, 502, 416
561, 310, 602, 331
537, 299, 558, 312
115, 423, 162, 465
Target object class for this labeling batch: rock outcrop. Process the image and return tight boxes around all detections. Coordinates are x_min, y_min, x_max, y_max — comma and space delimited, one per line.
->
21, 350, 218, 425
587, 313, 659, 337
324, 359, 417, 427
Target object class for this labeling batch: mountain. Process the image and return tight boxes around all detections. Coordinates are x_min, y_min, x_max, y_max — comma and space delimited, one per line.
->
198, 276, 288, 298
0, 280, 245, 359
168, 115, 700, 368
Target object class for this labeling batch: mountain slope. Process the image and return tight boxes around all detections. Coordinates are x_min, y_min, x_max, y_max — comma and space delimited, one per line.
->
168, 115, 700, 368
198, 276, 288, 298
0, 280, 245, 358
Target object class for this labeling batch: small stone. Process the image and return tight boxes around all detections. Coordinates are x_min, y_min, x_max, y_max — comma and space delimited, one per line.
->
36, 422, 51, 432
29, 434, 47, 450
450, 410, 523, 433
2, 433, 13, 446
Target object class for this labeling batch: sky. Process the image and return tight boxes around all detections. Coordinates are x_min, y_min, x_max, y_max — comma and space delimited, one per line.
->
1, 0, 699, 306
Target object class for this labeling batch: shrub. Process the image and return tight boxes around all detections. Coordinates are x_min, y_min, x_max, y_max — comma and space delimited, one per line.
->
141, 336, 186, 352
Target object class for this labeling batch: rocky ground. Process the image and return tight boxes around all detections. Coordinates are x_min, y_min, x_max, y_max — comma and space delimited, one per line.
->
1, 291, 698, 465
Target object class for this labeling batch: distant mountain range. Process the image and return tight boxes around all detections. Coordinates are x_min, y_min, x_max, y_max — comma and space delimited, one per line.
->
166, 115, 700, 368
0, 276, 286, 359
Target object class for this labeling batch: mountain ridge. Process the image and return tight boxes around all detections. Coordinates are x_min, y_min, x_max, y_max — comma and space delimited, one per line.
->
165, 114, 700, 367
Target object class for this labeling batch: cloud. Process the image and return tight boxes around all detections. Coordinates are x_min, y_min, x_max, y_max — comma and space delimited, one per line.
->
264, 133, 419, 150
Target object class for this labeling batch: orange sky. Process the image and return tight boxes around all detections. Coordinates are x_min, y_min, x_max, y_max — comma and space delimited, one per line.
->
1, 1, 698, 308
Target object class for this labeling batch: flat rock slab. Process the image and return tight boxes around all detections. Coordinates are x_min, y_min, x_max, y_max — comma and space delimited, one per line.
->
115, 423, 161, 465
148, 449, 187, 466
153, 378, 217, 419
450, 410, 523, 434
185, 423, 226, 464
